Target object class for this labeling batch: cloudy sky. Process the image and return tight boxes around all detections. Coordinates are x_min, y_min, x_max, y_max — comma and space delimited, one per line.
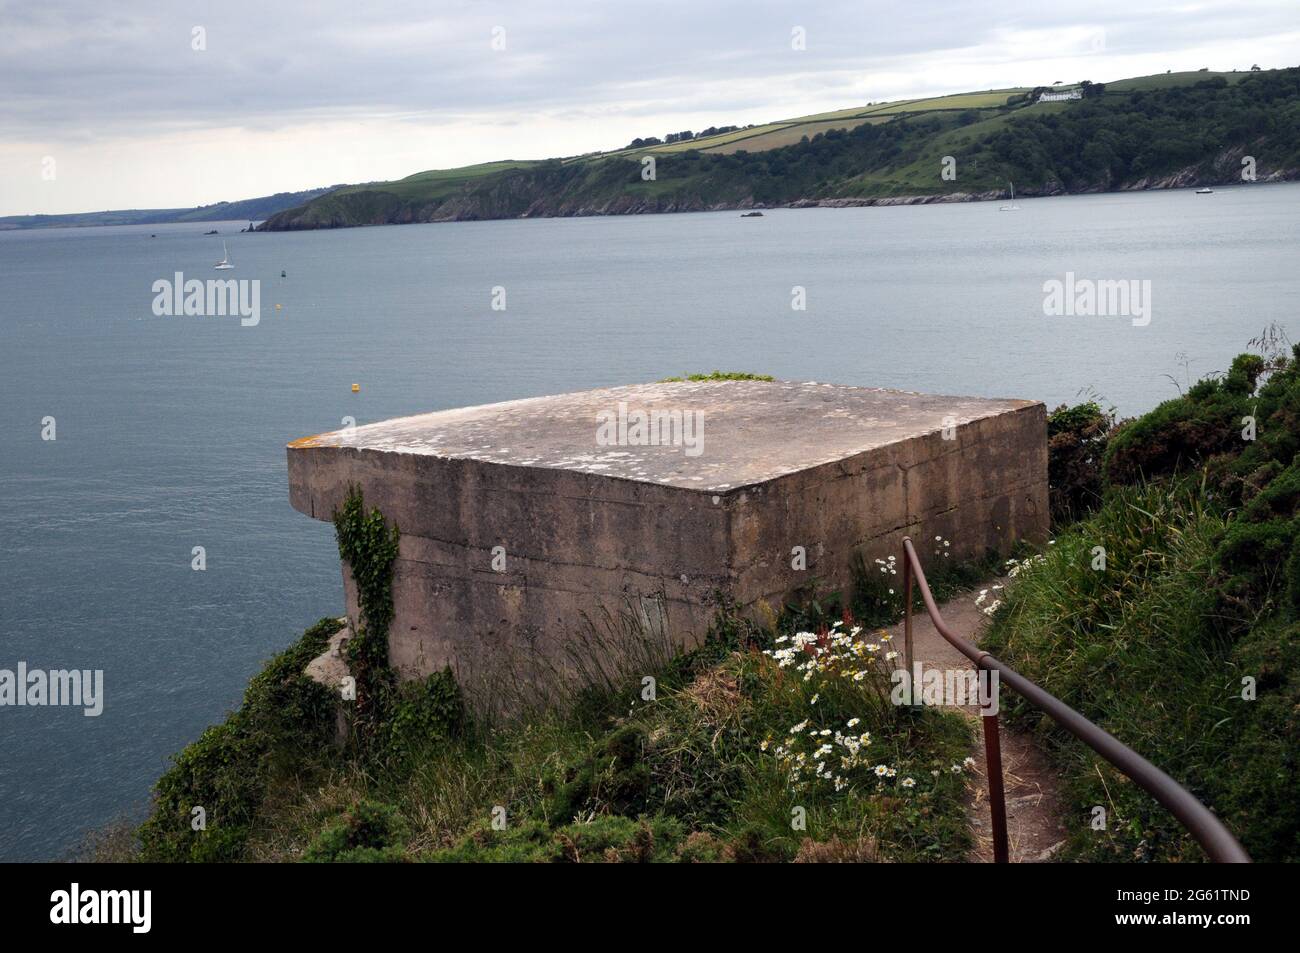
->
3, 0, 1298, 216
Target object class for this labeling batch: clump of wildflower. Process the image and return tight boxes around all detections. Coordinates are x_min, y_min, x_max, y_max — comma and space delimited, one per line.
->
975, 588, 1003, 617
761, 609, 917, 795
1006, 554, 1046, 578
763, 622, 899, 688
767, 714, 880, 793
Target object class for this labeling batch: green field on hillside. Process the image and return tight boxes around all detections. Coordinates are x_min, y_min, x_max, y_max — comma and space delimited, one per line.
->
599, 87, 1032, 160
333, 160, 545, 199
700, 117, 886, 154
1106, 69, 1250, 91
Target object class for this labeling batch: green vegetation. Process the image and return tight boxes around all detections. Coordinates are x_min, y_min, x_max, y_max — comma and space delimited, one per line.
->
985, 338, 1300, 862
332, 486, 400, 701
133, 483, 980, 861
657, 370, 775, 382
978, 72, 1300, 195
133, 601, 976, 862
1046, 400, 1116, 525
261, 68, 1300, 230
331, 487, 464, 766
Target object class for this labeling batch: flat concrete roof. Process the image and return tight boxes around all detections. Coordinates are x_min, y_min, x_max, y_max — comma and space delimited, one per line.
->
289, 380, 1038, 492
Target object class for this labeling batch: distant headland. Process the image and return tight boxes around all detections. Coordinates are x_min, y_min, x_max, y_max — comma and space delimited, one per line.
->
258, 67, 1300, 231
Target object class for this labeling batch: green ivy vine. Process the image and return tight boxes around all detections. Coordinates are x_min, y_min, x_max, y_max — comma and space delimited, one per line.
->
333, 485, 401, 707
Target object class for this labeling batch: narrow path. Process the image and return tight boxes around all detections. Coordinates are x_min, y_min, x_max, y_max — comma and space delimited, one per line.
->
887, 583, 1069, 862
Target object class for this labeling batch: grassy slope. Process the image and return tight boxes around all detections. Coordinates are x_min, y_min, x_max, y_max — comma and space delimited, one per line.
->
702, 117, 888, 154
1106, 69, 1247, 91
131, 604, 978, 863
839, 101, 1073, 195
984, 348, 1300, 863
333, 160, 545, 198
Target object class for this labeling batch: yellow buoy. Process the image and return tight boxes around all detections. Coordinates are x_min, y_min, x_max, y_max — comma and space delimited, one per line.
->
351, 383, 360, 393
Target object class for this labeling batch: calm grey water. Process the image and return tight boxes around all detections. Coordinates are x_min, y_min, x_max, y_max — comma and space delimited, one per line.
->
2, 183, 1297, 860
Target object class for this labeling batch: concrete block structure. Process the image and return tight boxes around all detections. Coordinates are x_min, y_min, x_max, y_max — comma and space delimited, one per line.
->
288, 380, 1047, 705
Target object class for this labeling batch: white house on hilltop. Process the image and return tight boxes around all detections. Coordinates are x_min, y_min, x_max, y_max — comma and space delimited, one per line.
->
1039, 88, 1083, 102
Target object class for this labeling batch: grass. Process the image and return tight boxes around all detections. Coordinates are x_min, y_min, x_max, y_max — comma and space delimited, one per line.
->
601, 89, 1032, 160
335, 161, 546, 200
701, 118, 887, 154
980, 345, 1300, 863
834, 102, 1072, 197
657, 371, 775, 382
985, 480, 1300, 862
1104, 70, 1252, 92
857, 90, 1028, 115
129, 588, 981, 863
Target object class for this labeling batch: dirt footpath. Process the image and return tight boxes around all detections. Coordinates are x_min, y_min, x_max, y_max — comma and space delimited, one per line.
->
887, 584, 1070, 862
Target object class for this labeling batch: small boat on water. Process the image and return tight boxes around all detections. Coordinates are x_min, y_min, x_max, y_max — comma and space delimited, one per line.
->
741, 211, 764, 217
204, 229, 218, 235
214, 241, 234, 270
1196, 187, 1214, 194
999, 180, 1021, 211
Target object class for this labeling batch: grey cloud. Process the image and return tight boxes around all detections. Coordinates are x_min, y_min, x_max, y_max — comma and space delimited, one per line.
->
1, 0, 1295, 140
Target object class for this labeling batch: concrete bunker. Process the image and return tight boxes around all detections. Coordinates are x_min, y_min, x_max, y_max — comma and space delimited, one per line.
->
288, 379, 1047, 706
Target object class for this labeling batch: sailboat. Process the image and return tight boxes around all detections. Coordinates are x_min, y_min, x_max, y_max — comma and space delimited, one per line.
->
214, 241, 234, 270
999, 181, 1021, 211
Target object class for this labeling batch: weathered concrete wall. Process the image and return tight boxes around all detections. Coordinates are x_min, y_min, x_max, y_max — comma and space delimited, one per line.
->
288, 380, 1047, 707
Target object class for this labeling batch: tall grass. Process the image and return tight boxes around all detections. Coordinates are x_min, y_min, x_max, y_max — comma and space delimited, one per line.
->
239, 602, 975, 862
984, 480, 1298, 861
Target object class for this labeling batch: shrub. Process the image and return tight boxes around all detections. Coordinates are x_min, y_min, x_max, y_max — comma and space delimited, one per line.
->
1105, 347, 1300, 495
1046, 401, 1115, 524
303, 799, 409, 863
376, 668, 464, 770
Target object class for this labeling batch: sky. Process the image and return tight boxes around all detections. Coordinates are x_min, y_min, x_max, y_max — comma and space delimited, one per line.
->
3, 0, 1299, 216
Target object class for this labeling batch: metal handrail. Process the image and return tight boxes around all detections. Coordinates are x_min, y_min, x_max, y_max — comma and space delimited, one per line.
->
900, 536, 1250, 863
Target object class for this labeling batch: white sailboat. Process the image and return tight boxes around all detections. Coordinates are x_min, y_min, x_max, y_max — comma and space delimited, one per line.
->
999, 181, 1021, 211
214, 241, 234, 270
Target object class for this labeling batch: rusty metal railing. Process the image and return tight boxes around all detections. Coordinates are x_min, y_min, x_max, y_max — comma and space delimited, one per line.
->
900, 536, 1250, 863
